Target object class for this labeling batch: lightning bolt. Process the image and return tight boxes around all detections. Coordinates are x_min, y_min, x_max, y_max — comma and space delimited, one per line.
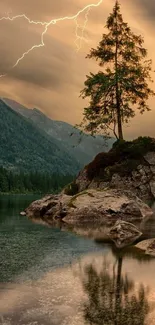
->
74, 7, 91, 52
0, 0, 103, 78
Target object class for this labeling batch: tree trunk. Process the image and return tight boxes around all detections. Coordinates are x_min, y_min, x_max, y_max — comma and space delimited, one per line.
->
115, 4, 124, 140
116, 87, 123, 140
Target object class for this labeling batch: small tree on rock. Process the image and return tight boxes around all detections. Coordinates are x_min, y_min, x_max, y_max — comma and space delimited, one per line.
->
80, 0, 155, 140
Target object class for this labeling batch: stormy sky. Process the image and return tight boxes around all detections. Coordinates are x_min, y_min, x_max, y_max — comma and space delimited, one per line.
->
0, 0, 155, 138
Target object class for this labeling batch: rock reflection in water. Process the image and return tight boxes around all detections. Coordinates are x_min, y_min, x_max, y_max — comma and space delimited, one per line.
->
31, 214, 155, 245
82, 255, 151, 325
31, 216, 111, 242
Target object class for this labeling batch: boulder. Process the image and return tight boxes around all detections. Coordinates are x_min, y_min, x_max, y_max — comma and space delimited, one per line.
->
63, 189, 153, 225
109, 220, 142, 248
25, 194, 63, 218
24, 189, 153, 226
136, 238, 155, 256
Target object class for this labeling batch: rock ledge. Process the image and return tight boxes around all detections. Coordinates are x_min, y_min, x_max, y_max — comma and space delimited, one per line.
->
24, 189, 153, 226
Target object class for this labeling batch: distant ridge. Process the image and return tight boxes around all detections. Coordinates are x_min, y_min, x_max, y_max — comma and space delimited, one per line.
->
2, 98, 114, 166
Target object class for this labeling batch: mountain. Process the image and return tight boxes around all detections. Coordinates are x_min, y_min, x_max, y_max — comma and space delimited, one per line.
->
2, 98, 114, 165
0, 100, 81, 174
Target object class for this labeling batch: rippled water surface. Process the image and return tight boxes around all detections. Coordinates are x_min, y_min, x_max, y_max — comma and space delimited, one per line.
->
0, 195, 155, 325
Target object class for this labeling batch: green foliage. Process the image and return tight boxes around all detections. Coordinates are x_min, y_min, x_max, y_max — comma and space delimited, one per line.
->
86, 136, 155, 181
113, 136, 155, 157
0, 167, 74, 194
80, 1, 155, 139
64, 181, 79, 196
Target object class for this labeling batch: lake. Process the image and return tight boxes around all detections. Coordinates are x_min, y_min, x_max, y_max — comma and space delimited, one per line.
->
0, 195, 155, 324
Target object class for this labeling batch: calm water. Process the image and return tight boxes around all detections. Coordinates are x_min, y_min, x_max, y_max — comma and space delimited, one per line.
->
0, 195, 155, 324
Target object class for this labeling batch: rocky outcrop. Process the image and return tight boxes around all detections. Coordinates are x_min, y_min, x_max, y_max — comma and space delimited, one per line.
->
76, 164, 153, 201
136, 238, 155, 256
144, 152, 155, 198
109, 220, 142, 248
23, 138, 155, 248
24, 189, 153, 226
74, 139, 155, 202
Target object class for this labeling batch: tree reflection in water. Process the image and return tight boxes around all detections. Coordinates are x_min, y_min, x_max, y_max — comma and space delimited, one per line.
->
82, 256, 150, 325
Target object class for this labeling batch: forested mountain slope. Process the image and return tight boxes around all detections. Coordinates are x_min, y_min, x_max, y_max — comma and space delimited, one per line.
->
3, 98, 114, 165
0, 100, 80, 174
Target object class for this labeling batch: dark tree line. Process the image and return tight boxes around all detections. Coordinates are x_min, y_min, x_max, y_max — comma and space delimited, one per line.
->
0, 167, 74, 194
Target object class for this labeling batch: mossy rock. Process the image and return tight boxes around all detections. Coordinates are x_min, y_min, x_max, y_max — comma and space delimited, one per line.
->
68, 190, 95, 208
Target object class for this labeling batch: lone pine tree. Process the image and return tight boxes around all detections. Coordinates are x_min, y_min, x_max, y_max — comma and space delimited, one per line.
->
81, 1, 155, 140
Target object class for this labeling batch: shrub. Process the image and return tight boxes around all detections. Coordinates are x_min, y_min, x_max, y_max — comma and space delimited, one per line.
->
64, 182, 79, 196
85, 137, 155, 181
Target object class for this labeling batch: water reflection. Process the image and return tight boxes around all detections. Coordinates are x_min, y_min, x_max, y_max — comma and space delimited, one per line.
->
0, 195, 103, 283
1, 195, 155, 324
36, 214, 155, 244
82, 255, 151, 325
0, 247, 155, 325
